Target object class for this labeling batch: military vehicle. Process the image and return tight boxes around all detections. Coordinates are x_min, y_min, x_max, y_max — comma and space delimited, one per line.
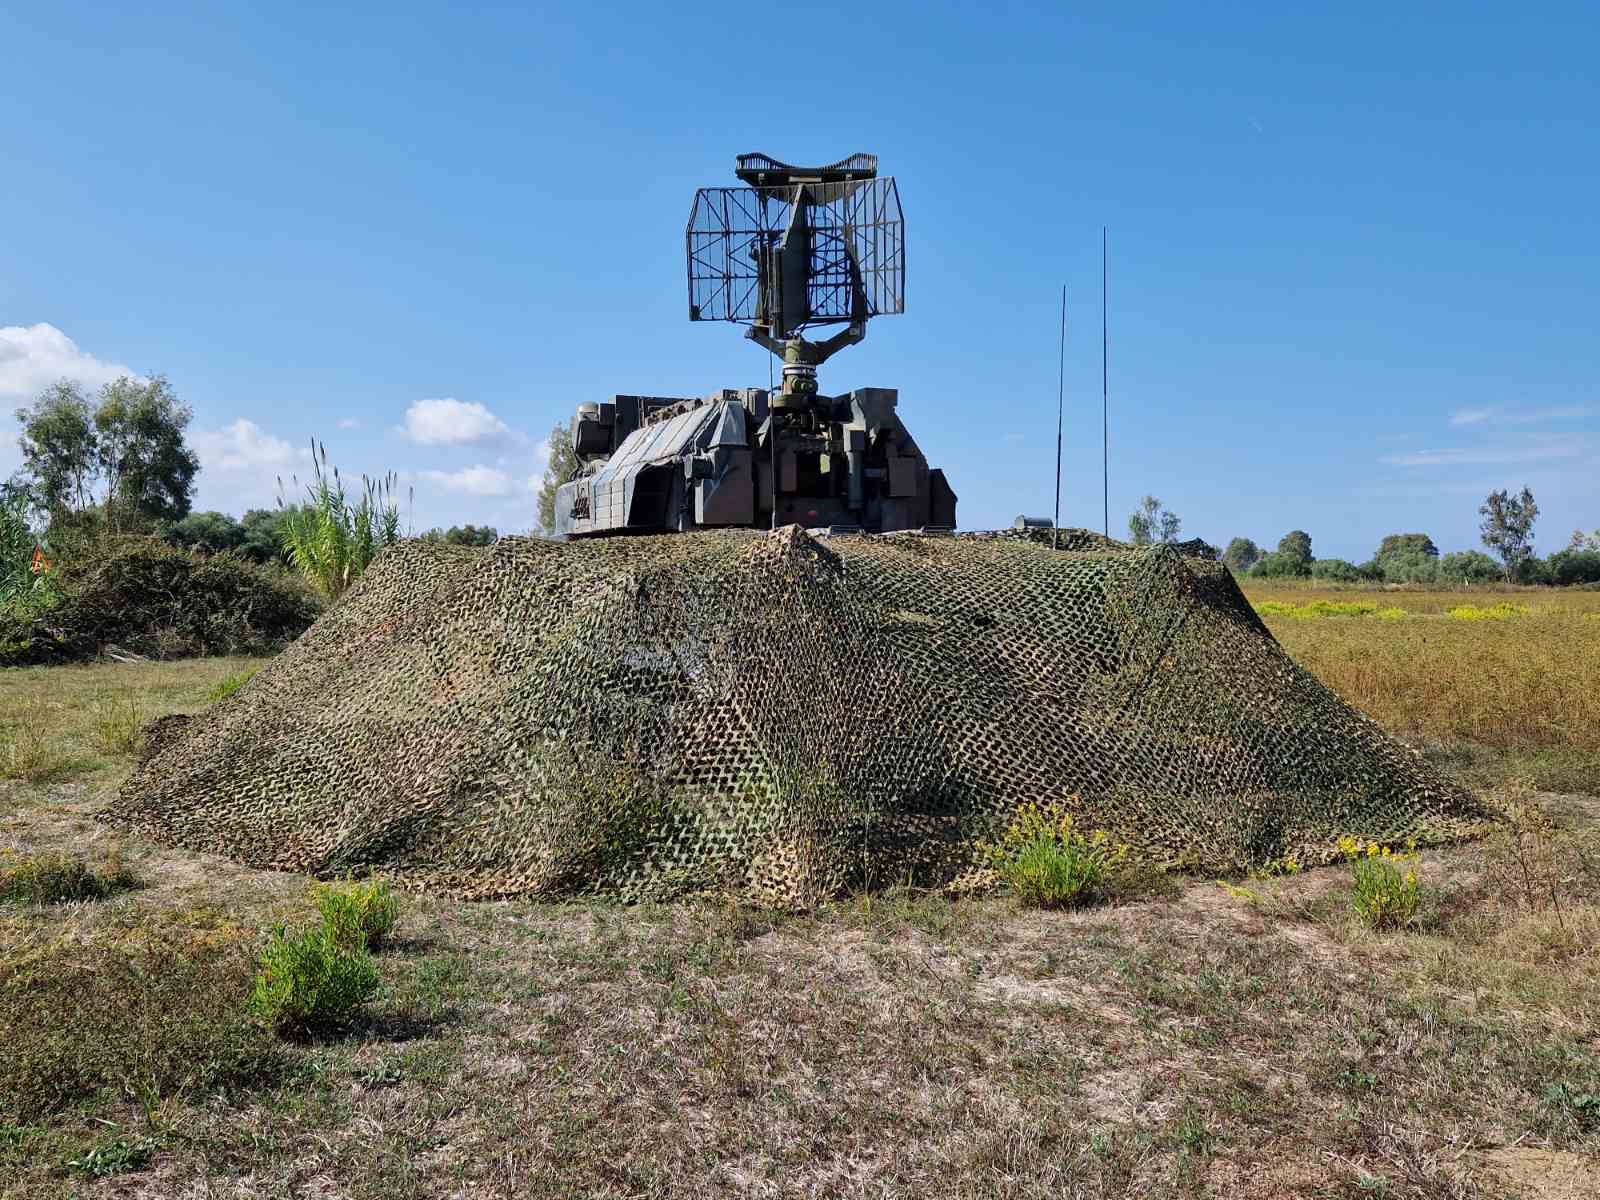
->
553, 153, 956, 537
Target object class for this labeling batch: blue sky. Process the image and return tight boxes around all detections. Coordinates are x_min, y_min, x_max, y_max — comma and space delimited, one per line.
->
2, 2, 1595, 558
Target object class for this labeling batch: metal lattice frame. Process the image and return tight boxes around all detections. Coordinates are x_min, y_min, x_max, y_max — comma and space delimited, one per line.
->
687, 178, 905, 331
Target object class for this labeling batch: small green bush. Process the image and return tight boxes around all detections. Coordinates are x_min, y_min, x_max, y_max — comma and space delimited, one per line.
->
1339, 837, 1422, 930
248, 926, 380, 1036
312, 876, 400, 952
0, 848, 137, 905
206, 667, 260, 703
985, 800, 1129, 909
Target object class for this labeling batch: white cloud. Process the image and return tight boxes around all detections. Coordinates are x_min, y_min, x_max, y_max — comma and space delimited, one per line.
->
420, 465, 518, 497
337, 417, 361, 430
191, 419, 305, 473
401, 398, 516, 446
0, 323, 136, 402
1448, 404, 1593, 427
188, 419, 311, 511
1379, 438, 1593, 468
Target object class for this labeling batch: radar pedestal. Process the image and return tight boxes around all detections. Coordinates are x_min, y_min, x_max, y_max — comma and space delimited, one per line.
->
552, 152, 953, 538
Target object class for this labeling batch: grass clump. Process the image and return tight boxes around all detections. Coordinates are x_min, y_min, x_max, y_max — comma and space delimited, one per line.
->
311, 876, 401, 952
90, 688, 144, 755
277, 441, 402, 600
984, 800, 1129, 909
1339, 836, 1423, 930
0, 705, 74, 783
248, 925, 380, 1036
205, 666, 259, 703
0, 847, 138, 905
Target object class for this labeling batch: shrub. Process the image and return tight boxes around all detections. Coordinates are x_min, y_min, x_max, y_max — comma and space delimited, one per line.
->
985, 800, 1129, 908
206, 667, 260, 703
1548, 549, 1600, 587
0, 540, 320, 665
1339, 837, 1422, 930
0, 848, 137, 904
1250, 551, 1310, 579
1438, 549, 1504, 585
248, 926, 380, 1036
1310, 558, 1362, 582
1379, 550, 1440, 585
312, 876, 401, 952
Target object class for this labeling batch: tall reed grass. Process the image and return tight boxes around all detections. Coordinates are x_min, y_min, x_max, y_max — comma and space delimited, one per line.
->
276, 441, 404, 600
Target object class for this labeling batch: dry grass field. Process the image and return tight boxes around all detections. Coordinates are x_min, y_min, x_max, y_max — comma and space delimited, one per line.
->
3, 609, 1600, 1198
1244, 584, 1600, 797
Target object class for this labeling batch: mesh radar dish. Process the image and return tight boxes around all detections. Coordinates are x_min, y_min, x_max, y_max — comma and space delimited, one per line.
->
687, 153, 905, 340
553, 150, 954, 537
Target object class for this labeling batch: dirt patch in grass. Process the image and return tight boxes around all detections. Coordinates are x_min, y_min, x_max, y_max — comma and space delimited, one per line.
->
1479, 1147, 1600, 1200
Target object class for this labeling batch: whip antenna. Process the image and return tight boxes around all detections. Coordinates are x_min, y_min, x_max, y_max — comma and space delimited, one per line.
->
1101, 227, 1109, 538
1053, 284, 1066, 550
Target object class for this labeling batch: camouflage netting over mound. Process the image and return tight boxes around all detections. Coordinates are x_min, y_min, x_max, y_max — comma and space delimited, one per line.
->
104, 528, 1486, 906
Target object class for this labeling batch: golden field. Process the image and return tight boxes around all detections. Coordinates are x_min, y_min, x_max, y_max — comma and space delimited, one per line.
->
1243, 585, 1600, 790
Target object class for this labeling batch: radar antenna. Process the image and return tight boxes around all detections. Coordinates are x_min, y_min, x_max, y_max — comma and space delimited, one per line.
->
687, 153, 904, 411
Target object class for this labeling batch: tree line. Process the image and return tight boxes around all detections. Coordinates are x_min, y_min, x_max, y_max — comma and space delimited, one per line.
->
1131, 490, 1599, 586
5, 378, 498, 567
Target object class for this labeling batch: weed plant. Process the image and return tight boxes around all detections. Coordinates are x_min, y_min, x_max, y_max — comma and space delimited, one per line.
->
66, 1134, 154, 1177
1339, 837, 1423, 930
984, 800, 1130, 908
248, 925, 380, 1036
312, 876, 401, 952
1448, 602, 1527, 620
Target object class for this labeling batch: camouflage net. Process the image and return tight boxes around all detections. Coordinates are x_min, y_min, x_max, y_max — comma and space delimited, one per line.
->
104, 527, 1486, 906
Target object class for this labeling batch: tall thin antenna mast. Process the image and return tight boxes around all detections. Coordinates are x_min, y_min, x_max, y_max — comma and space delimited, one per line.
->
1101, 226, 1109, 538
1053, 284, 1066, 550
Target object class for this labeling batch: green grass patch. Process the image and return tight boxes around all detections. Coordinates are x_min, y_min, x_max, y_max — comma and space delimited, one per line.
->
205, 666, 260, 703
0, 934, 283, 1123
0, 848, 138, 905
90, 688, 145, 755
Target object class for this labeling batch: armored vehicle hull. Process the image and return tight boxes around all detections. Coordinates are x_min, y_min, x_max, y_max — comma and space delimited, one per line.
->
554, 386, 955, 538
